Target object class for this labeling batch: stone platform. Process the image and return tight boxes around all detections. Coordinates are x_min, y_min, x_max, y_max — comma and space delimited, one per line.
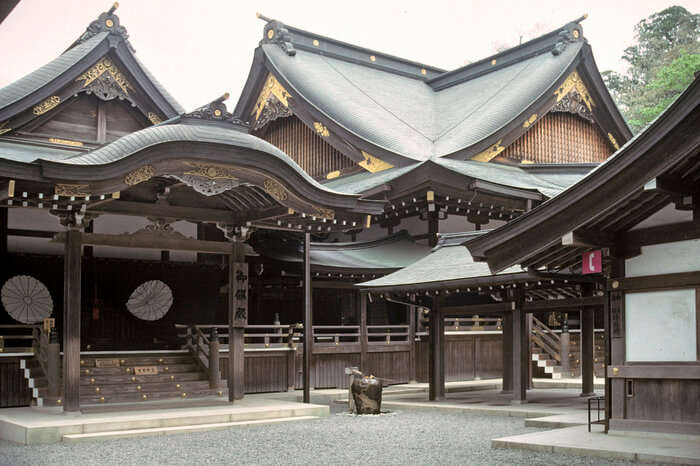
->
493, 424, 700, 464
0, 394, 328, 444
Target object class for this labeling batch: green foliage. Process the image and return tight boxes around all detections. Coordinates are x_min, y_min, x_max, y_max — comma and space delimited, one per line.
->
603, 6, 700, 132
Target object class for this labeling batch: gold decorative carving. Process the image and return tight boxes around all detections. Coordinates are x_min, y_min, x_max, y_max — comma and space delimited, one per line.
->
76, 58, 132, 95
313, 39, 319, 46
253, 74, 291, 121
147, 112, 162, 125
55, 184, 89, 197
554, 71, 593, 111
0, 121, 12, 135
313, 122, 330, 137
326, 170, 341, 180
48, 138, 83, 147
183, 162, 238, 180
312, 205, 335, 220
32, 96, 61, 115
263, 178, 288, 201
522, 114, 538, 128
608, 132, 620, 150
359, 151, 394, 173
124, 165, 155, 186
471, 140, 505, 162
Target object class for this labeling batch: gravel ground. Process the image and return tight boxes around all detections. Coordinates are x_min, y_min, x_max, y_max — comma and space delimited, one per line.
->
0, 404, 648, 466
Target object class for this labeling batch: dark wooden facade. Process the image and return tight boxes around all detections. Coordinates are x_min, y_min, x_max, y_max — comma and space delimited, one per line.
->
255, 116, 356, 180
500, 112, 613, 164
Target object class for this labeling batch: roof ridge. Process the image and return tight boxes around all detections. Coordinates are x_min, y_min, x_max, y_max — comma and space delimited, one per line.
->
257, 14, 587, 84
311, 230, 415, 250
427, 16, 588, 91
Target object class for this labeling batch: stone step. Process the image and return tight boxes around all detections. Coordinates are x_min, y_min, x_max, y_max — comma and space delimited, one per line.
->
78, 380, 212, 396
79, 372, 206, 385
79, 387, 227, 404
61, 416, 319, 443
82, 363, 198, 376
80, 355, 192, 367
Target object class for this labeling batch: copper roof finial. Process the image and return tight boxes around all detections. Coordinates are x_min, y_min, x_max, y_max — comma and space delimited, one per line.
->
110, 2, 119, 13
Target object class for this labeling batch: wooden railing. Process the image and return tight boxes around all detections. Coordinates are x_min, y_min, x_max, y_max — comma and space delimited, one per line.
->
312, 325, 360, 346
174, 325, 221, 388
0, 324, 39, 354
368, 325, 409, 344
530, 316, 561, 362
417, 316, 503, 337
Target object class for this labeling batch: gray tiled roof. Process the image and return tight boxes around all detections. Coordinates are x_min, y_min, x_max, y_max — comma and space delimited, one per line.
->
358, 231, 523, 289
0, 140, 79, 163
0, 33, 108, 110
258, 231, 431, 271
323, 159, 590, 197
263, 40, 581, 161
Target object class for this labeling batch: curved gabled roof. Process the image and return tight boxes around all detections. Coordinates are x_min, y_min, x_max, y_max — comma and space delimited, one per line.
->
0, 6, 183, 123
263, 41, 581, 161
237, 16, 630, 167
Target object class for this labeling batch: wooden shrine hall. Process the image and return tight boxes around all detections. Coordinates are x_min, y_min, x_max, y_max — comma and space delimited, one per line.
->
359, 231, 605, 403
0, 5, 635, 412
467, 73, 700, 435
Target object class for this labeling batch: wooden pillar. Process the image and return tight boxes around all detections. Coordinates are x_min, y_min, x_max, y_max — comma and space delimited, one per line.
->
0, 207, 7, 256
581, 308, 595, 396
560, 316, 571, 375
209, 328, 220, 389
228, 241, 246, 401
359, 291, 368, 373
47, 328, 61, 398
501, 312, 513, 393
302, 232, 313, 403
511, 290, 527, 404
428, 296, 445, 400
428, 211, 439, 247
408, 293, 417, 383
63, 229, 82, 412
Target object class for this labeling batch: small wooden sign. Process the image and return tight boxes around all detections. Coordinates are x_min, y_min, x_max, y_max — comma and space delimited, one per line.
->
95, 359, 120, 368
134, 366, 158, 375
43, 318, 55, 333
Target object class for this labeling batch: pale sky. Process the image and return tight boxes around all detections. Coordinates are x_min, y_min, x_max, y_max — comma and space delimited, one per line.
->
2, 0, 699, 111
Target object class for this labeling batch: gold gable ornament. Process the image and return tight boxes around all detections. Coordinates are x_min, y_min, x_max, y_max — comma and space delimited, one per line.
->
554, 71, 594, 111
124, 165, 155, 186
359, 151, 393, 173
471, 140, 505, 163
313, 122, 330, 137
608, 133, 620, 150
55, 184, 90, 197
263, 178, 288, 201
33, 96, 61, 115
253, 74, 291, 121
76, 58, 132, 95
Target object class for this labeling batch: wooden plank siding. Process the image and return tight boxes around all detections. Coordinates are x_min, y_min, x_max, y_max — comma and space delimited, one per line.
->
0, 358, 31, 408
416, 334, 503, 383
500, 112, 613, 164
255, 116, 356, 180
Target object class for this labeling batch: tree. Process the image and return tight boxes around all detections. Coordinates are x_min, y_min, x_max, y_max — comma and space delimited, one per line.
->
603, 6, 700, 132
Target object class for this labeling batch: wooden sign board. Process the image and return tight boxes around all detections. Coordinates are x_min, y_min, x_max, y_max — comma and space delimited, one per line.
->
233, 262, 249, 328
95, 359, 120, 368
134, 366, 158, 375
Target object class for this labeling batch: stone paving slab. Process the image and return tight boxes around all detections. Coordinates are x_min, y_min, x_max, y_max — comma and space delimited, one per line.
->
492, 424, 700, 464
0, 394, 328, 445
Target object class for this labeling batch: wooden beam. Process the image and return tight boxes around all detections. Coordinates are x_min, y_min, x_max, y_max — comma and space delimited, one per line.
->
643, 176, 698, 197
303, 232, 313, 403
609, 270, 700, 292
441, 302, 515, 315
523, 296, 605, 311
54, 231, 234, 254
624, 221, 700, 249
0, 180, 15, 202
63, 229, 81, 412
87, 200, 265, 224
561, 229, 616, 248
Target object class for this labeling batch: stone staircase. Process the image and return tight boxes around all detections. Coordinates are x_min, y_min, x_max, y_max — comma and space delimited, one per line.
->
22, 351, 227, 407
530, 317, 605, 379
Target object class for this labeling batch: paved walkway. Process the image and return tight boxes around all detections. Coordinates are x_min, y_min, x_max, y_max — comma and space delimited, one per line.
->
493, 424, 700, 464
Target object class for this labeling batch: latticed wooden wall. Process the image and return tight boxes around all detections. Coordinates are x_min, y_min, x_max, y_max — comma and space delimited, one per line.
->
501, 112, 613, 164
255, 116, 355, 179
